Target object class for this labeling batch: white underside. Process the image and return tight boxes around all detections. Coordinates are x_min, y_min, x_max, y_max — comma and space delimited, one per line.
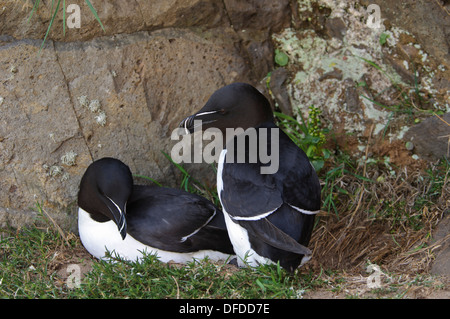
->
222, 209, 274, 267
78, 208, 231, 264
218, 149, 272, 268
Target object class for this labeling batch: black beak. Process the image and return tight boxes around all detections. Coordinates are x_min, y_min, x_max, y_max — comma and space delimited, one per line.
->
114, 207, 127, 240
179, 111, 220, 134
179, 114, 197, 134
102, 196, 127, 240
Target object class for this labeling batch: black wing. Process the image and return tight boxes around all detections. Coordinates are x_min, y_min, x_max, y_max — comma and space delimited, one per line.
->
220, 125, 321, 254
126, 186, 233, 254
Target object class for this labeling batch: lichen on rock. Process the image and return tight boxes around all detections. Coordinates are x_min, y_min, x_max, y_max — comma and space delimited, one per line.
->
272, 0, 450, 159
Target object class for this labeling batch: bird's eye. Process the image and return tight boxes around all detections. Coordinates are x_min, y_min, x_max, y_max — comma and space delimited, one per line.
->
219, 109, 227, 114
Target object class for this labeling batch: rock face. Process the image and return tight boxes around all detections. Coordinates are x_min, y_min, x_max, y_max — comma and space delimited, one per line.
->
367, 0, 450, 66
430, 214, 450, 277
1, 0, 449, 231
0, 30, 248, 229
404, 113, 450, 161
0, 0, 227, 41
272, 0, 450, 165
0, 0, 294, 230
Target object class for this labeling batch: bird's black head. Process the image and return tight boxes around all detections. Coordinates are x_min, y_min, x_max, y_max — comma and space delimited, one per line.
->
180, 83, 274, 135
78, 157, 133, 239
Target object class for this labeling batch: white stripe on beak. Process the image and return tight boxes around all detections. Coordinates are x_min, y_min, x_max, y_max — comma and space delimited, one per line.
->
105, 195, 127, 235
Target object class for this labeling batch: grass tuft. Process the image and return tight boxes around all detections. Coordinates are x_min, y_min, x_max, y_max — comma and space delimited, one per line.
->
26, 0, 105, 53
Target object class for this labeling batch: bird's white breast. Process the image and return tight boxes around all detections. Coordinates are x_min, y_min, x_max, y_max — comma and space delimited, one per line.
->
217, 148, 273, 268
78, 208, 231, 263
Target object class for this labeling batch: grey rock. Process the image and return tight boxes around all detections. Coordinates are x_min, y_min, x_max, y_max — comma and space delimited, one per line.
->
0, 28, 252, 230
430, 214, 450, 277
0, 0, 227, 42
324, 17, 347, 40
269, 67, 292, 116
369, 0, 450, 67
223, 0, 291, 32
404, 113, 450, 161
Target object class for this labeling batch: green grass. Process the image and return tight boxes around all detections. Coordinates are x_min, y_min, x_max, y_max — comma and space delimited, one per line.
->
26, 0, 105, 53
0, 224, 73, 298
0, 168, 325, 299
75, 253, 320, 299
2, 220, 444, 299
0, 159, 447, 299
0, 220, 327, 299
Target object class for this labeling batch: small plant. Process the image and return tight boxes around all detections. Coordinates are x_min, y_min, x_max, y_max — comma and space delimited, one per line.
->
161, 151, 220, 206
274, 49, 289, 67
275, 106, 331, 172
379, 32, 390, 46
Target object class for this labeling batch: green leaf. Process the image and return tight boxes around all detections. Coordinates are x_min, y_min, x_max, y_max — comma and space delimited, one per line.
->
303, 135, 321, 145
356, 81, 367, 87
255, 279, 266, 293
274, 49, 289, 67
322, 148, 332, 160
379, 32, 390, 45
311, 159, 324, 172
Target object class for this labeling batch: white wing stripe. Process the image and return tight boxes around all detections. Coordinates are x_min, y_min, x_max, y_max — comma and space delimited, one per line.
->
231, 206, 280, 221
230, 204, 319, 221
289, 204, 320, 215
180, 210, 216, 242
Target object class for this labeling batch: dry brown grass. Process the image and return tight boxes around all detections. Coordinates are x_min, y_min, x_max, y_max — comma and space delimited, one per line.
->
308, 157, 449, 275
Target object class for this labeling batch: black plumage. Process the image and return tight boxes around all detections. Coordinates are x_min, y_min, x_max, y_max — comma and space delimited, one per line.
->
77, 157, 234, 261
126, 185, 234, 254
220, 122, 320, 271
180, 82, 322, 272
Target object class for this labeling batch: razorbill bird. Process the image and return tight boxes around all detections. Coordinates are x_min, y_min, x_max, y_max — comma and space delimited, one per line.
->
77, 157, 235, 263
179, 82, 321, 272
